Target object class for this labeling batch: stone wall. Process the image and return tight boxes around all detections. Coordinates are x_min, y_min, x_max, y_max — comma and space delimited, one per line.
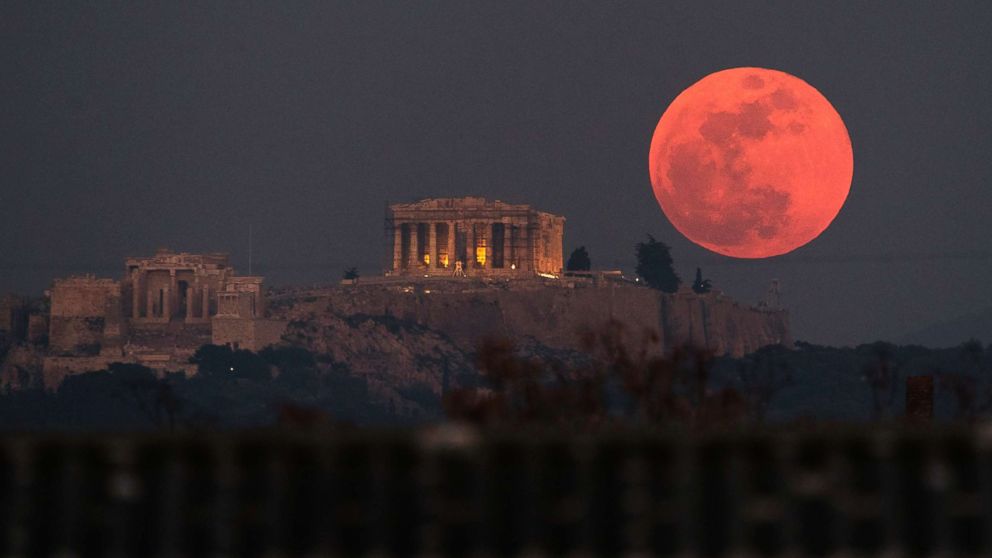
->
533, 212, 565, 277
41, 351, 198, 390
659, 291, 791, 356
275, 279, 791, 359
0, 345, 44, 390
27, 315, 48, 345
212, 317, 287, 351
48, 277, 123, 356
50, 278, 117, 317
41, 356, 115, 390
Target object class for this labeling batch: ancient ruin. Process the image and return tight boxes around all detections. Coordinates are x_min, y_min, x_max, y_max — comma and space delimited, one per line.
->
386, 197, 565, 277
124, 251, 241, 324
1, 199, 793, 393
39, 250, 285, 386
49, 276, 123, 356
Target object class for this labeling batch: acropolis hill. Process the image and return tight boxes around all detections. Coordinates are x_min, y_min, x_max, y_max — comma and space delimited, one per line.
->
0, 197, 791, 392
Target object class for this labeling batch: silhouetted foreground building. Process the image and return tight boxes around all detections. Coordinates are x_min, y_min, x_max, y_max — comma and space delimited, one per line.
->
0, 428, 986, 556
386, 197, 565, 277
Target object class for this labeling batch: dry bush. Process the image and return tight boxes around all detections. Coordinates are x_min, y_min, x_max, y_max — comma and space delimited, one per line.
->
444, 320, 748, 429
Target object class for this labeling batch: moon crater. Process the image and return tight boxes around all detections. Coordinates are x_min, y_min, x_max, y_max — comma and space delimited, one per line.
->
650, 68, 853, 258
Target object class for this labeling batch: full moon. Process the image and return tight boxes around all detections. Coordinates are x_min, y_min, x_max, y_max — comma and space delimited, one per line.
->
649, 67, 853, 258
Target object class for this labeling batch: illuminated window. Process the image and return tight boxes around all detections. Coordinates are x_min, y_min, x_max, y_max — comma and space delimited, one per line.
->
440, 254, 449, 267
476, 245, 487, 266
423, 253, 431, 265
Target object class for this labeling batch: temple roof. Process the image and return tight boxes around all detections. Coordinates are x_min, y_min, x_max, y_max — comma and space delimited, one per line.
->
388, 197, 563, 220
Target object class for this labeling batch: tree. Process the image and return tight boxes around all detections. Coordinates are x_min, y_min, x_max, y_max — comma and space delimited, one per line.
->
189, 344, 271, 381
263, 346, 320, 393
862, 342, 900, 421
343, 267, 360, 281
260, 346, 316, 370
738, 345, 792, 422
107, 363, 181, 430
691, 267, 712, 294
566, 246, 591, 271
635, 235, 680, 293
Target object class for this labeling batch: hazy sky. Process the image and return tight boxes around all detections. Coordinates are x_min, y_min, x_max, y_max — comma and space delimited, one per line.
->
2, 2, 990, 346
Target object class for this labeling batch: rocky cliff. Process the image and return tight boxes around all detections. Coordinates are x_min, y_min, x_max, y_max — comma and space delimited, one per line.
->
265, 278, 791, 412
1, 279, 790, 413
273, 278, 790, 360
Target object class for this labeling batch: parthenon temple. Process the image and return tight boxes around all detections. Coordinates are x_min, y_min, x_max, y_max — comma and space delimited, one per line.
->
386, 197, 565, 277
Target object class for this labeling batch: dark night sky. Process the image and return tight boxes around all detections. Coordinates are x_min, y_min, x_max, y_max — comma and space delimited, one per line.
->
1, 2, 990, 346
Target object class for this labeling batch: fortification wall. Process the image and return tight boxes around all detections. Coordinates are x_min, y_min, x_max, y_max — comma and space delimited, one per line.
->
48, 277, 123, 356
49, 317, 106, 356
212, 317, 287, 351
40, 354, 195, 390
27, 314, 49, 345
50, 278, 119, 317
0, 345, 45, 390
280, 281, 791, 358
41, 356, 115, 390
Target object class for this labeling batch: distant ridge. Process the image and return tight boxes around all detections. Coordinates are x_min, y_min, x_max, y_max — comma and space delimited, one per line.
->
896, 306, 992, 347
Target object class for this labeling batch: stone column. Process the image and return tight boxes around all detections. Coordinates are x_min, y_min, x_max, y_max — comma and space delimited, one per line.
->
507, 224, 516, 269
467, 222, 476, 269
163, 285, 171, 321
131, 269, 141, 319
521, 224, 532, 271
193, 277, 201, 318
393, 224, 403, 272
169, 270, 177, 319
408, 223, 419, 270
502, 222, 510, 271
428, 222, 437, 269
186, 285, 195, 322
484, 221, 493, 269
447, 221, 456, 269
473, 223, 492, 269
532, 225, 540, 272
469, 221, 479, 269
477, 221, 485, 269
202, 284, 210, 318
147, 288, 156, 319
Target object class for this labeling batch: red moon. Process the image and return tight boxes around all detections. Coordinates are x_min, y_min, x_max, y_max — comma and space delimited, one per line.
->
649, 67, 853, 258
